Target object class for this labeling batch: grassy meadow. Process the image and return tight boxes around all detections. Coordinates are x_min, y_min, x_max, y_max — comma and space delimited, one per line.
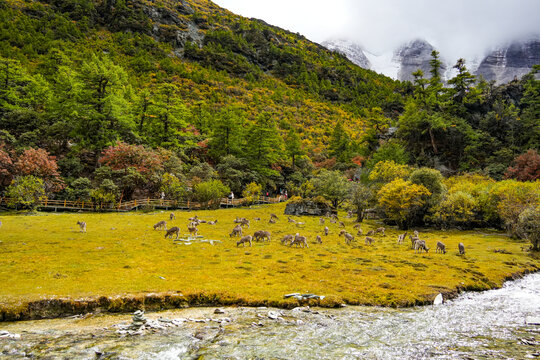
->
0, 203, 538, 317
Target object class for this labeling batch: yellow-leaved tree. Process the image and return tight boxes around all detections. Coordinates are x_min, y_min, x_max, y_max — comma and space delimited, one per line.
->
377, 178, 431, 229
368, 160, 413, 190
242, 182, 262, 205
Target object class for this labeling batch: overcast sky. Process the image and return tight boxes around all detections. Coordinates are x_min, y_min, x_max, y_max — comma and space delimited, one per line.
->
213, 0, 540, 61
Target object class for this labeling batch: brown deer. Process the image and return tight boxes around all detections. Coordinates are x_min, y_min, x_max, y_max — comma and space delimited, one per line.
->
365, 236, 375, 245
153, 221, 167, 230
290, 233, 308, 248
436, 241, 446, 254
164, 227, 180, 239
77, 221, 87, 233
237, 235, 252, 247
339, 230, 354, 244
281, 234, 294, 245
169, 213, 176, 220
414, 240, 429, 254
229, 225, 243, 237
397, 232, 407, 244
315, 235, 322, 244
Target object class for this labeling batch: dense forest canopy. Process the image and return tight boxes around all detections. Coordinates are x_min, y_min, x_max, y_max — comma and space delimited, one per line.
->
0, 0, 539, 237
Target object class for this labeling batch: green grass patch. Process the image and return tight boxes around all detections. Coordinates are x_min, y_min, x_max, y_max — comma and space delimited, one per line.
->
0, 203, 538, 318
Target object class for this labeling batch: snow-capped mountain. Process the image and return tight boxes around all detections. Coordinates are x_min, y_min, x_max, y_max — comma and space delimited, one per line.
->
322, 37, 540, 84
321, 39, 371, 69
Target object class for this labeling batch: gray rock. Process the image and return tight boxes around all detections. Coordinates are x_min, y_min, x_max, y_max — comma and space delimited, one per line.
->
285, 200, 332, 216
526, 316, 540, 325
214, 308, 225, 314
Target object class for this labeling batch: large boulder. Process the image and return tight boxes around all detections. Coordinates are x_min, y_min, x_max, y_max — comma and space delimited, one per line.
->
284, 197, 332, 216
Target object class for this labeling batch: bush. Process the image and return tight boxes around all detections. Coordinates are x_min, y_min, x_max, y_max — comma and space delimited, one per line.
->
377, 178, 431, 229
311, 169, 351, 208
516, 207, 540, 251
6, 175, 46, 210
429, 191, 478, 228
193, 180, 229, 209
368, 160, 413, 185
65, 177, 93, 201
160, 173, 187, 201
242, 182, 262, 204
481, 180, 540, 234
504, 149, 540, 181
90, 179, 119, 209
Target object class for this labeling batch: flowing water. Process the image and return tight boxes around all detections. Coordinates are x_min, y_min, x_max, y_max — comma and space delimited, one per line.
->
1, 273, 539, 359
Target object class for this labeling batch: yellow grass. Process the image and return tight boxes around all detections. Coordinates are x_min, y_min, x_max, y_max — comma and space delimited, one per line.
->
0, 203, 538, 316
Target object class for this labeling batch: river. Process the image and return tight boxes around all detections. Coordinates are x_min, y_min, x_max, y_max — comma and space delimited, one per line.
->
1, 273, 539, 359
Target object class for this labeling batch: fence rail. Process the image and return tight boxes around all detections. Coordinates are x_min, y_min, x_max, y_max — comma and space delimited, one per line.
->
0, 195, 283, 212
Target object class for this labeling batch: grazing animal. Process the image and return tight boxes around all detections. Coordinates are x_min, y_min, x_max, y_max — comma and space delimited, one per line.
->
397, 232, 407, 244
413, 230, 419, 237
295, 221, 305, 227
170, 213, 176, 220
153, 221, 167, 230
281, 234, 294, 245
237, 235, 252, 247
366, 230, 375, 236
269, 217, 276, 224
436, 241, 446, 254
353, 224, 362, 230
458, 242, 465, 255
253, 230, 271, 242
189, 215, 199, 222
357, 229, 363, 236
414, 240, 429, 254
290, 233, 308, 248
77, 221, 87, 233
346, 210, 354, 218
324, 226, 329, 236
288, 217, 296, 223
375, 227, 385, 236
164, 226, 180, 239
339, 221, 345, 228
187, 224, 199, 237
319, 217, 325, 225
365, 236, 375, 245
410, 234, 420, 249
315, 235, 322, 244
207, 220, 218, 225
229, 225, 243, 237
254, 217, 261, 221
339, 230, 354, 244
329, 218, 337, 224
270, 213, 279, 220
239, 218, 250, 228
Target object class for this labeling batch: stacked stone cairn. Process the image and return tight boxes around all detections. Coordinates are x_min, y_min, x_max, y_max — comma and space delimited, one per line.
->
130, 310, 147, 330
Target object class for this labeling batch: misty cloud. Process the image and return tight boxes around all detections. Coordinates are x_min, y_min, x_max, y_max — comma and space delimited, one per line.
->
214, 0, 540, 62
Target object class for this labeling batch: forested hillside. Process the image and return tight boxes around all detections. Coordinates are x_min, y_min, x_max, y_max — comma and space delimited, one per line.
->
0, 0, 539, 225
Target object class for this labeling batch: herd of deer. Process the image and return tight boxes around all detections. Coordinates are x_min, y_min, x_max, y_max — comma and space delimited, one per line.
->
73, 211, 466, 255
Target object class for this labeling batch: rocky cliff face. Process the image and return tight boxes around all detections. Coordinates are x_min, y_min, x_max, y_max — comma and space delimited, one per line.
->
477, 39, 540, 84
321, 39, 371, 68
392, 39, 446, 82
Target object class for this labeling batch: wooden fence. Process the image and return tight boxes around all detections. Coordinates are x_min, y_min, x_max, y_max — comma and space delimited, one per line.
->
0, 195, 283, 212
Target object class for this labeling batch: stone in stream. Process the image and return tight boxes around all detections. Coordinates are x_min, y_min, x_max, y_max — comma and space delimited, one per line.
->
214, 308, 225, 314
525, 317, 540, 325
433, 293, 443, 305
